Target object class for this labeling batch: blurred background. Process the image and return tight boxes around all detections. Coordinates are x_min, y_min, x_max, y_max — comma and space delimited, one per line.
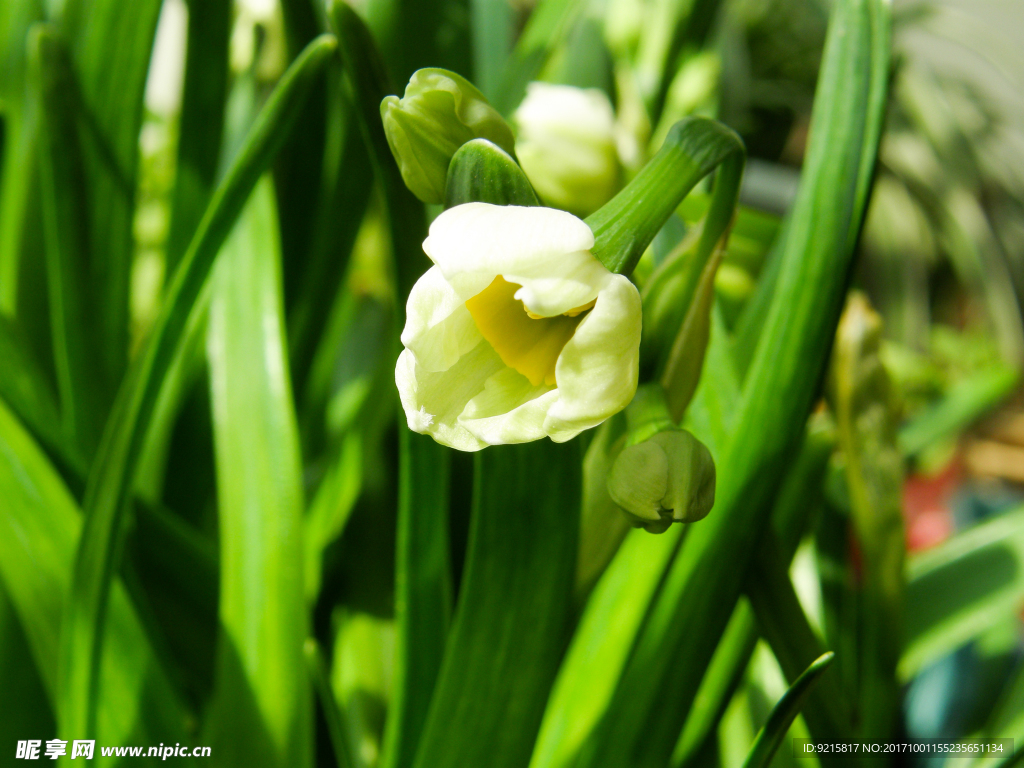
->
2, 0, 1024, 765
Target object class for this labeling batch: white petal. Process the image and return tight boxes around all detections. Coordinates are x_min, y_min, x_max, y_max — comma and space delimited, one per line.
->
422, 203, 605, 316
460, 366, 556, 445
400, 266, 482, 372
395, 343, 504, 451
545, 274, 642, 441
515, 83, 617, 146
514, 83, 620, 216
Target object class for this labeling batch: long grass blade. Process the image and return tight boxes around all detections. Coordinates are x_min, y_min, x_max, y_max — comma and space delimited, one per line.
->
277, 0, 330, 317
61, 34, 336, 739
205, 175, 311, 768
0, 314, 80, 473
379, 429, 452, 768
491, 0, 586, 114
471, 0, 516, 101
0, 3, 51, 386
164, 0, 231, 274
675, 415, 839, 766
306, 638, 357, 768
746, 535, 847, 743
741, 653, 836, 768
287, 90, 375, 393
122, 501, 219, 705
0, 0, 43, 312
0, 399, 191, 750
530, 526, 683, 768
62, 0, 162, 392
331, 0, 428, 298
363, 0, 471, 89
412, 441, 580, 768
31, 24, 107, 455
0, 582, 55, 748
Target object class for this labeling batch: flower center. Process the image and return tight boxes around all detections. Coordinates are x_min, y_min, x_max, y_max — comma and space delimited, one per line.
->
465, 276, 592, 387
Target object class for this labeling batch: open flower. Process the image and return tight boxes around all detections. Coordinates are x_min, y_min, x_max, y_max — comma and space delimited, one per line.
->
396, 203, 642, 451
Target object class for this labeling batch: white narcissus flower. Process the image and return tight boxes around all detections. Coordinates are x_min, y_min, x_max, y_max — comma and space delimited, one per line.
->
514, 83, 621, 217
396, 203, 642, 451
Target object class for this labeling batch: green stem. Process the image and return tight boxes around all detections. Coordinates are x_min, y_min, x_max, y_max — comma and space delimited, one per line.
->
586, 116, 744, 276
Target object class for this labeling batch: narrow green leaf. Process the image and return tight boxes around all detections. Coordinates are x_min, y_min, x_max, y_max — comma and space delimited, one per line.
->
491, 0, 585, 114
288, 90, 375, 393
733, 0, 889, 375
633, 0, 720, 121
306, 638, 357, 768
674, 416, 838, 767
0, 14, 52, 393
0, 399, 190, 750
902, 505, 1024, 680
364, 0, 471, 91
746, 535, 847, 744
471, 0, 516, 101
0, 582, 55, 749
380, 430, 452, 768
673, 600, 758, 767
0, 314, 80, 473
305, 431, 364, 603
412, 441, 579, 768
741, 653, 836, 768
122, 501, 218, 705
530, 526, 682, 768
277, 0, 331, 316
684, 305, 741, 453
61, 34, 336, 739
331, 0, 428, 298
164, 0, 231, 274
659, 239, 724, 420
574, 1, 891, 764
63, 0, 162, 390
445, 137, 539, 207
31, 24, 108, 454
205, 176, 310, 767
0, 0, 43, 106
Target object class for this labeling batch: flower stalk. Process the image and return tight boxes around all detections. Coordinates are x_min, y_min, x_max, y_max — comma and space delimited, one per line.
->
586, 116, 744, 277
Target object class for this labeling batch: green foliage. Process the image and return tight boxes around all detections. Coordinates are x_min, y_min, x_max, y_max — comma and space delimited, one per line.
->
0, 0, 1022, 766
741, 652, 835, 768
205, 177, 310, 768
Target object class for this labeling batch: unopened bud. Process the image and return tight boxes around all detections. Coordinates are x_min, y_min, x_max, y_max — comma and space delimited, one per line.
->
608, 427, 715, 533
381, 68, 516, 203
514, 82, 621, 217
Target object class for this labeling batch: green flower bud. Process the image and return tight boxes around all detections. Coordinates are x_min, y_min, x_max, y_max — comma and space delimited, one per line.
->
381, 68, 517, 203
606, 384, 715, 532
608, 427, 716, 533
445, 139, 539, 208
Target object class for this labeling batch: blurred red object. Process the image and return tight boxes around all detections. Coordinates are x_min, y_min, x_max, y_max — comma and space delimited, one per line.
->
903, 458, 960, 552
